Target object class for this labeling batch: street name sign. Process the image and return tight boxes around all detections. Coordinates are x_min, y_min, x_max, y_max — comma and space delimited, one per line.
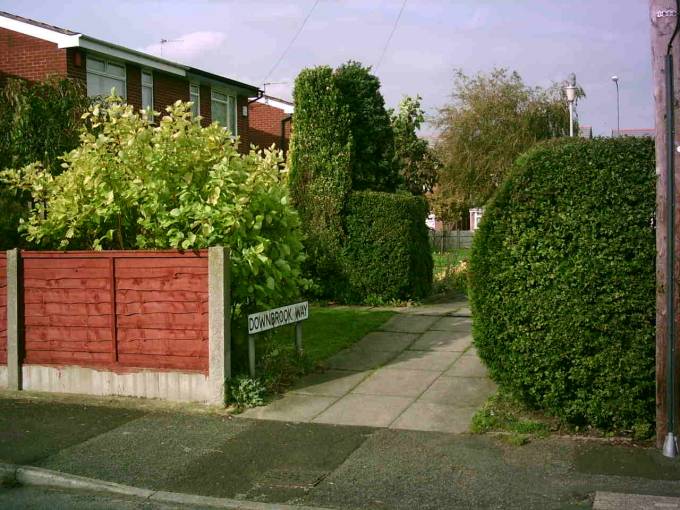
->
247, 301, 309, 335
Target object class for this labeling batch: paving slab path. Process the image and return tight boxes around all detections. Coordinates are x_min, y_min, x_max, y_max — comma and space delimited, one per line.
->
241, 301, 496, 432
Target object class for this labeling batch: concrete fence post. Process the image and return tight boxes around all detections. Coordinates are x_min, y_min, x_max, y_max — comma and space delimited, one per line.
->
7, 248, 21, 391
208, 246, 231, 405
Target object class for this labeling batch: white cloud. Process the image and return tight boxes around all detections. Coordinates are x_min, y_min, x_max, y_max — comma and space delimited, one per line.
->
141, 31, 226, 61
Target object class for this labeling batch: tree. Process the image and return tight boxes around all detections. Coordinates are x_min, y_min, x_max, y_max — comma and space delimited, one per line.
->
0, 76, 90, 248
391, 95, 440, 195
432, 68, 583, 224
288, 66, 353, 293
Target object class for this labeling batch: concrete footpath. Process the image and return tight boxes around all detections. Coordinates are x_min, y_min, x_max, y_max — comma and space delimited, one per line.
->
242, 303, 495, 433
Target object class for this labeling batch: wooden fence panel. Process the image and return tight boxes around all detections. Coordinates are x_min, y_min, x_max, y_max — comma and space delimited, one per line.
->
114, 255, 209, 372
22, 256, 113, 366
20, 250, 209, 373
429, 230, 475, 251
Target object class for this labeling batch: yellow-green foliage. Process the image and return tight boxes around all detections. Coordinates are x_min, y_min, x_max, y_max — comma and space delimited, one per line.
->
2, 97, 309, 320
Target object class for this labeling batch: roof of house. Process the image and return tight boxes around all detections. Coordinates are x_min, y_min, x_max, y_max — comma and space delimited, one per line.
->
0, 10, 78, 35
0, 11, 260, 95
256, 95, 294, 114
612, 128, 655, 138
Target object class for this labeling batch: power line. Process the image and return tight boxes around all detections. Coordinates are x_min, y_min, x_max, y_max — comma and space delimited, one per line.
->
263, 0, 321, 84
374, 0, 407, 71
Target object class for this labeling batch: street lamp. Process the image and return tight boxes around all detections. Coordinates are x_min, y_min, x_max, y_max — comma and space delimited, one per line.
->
611, 75, 620, 136
565, 73, 577, 137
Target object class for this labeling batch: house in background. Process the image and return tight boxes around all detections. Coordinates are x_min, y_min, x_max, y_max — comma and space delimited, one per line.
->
0, 11, 260, 152
248, 95, 294, 154
579, 125, 593, 138
612, 128, 655, 138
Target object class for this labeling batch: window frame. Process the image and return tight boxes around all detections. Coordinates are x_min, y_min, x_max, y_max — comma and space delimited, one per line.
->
211, 89, 238, 135
190, 83, 201, 118
141, 69, 154, 113
86, 55, 127, 99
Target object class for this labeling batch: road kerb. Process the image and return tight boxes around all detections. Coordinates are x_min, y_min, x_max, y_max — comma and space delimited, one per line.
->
0, 463, 17, 486
15, 465, 154, 499
1, 463, 332, 510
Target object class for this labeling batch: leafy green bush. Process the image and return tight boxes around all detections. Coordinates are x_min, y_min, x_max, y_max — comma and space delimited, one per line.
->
469, 137, 655, 430
2, 97, 308, 322
343, 191, 433, 302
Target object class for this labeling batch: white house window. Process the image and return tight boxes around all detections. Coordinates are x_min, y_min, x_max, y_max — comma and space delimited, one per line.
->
141, 70, 153, 112
86, 57, 126, 98
211, 90, 237, 134
190, 83, 200, 118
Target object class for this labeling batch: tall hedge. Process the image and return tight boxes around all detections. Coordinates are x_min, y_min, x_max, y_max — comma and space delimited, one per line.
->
334, 61, 398, 192
469, 137, 656, 430
343, 191, 433, 302
289, 62, 429, 302
288, 66, 353, 291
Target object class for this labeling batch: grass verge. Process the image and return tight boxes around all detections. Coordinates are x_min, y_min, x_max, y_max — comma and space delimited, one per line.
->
471, 389, 554, 445
229, 305, 394, 408
471, 389, 655, 445
428, 248, 470, 302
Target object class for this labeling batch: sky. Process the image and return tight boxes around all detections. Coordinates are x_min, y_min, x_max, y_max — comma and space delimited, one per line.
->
0, 0, 653, 136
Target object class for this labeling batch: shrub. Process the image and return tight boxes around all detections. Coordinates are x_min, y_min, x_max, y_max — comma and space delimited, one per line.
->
2, 97, 308, 323
289, 62, 427, 302
469, 137, 656, 430
228, 376, 267, 409
288, 66, 353, 296
343, 191, 433, 302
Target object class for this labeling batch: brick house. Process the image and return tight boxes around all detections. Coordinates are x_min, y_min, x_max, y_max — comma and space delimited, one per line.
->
248, 95, 294, 154
0, 11, 260, 151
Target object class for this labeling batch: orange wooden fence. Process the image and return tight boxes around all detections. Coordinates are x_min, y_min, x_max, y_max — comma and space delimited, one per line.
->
19, 250, 209, 373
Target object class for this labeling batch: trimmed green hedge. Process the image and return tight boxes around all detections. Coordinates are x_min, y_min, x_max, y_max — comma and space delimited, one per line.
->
469, 137, 656, 430
288, 66, 353, 294
343, 191, 433, 302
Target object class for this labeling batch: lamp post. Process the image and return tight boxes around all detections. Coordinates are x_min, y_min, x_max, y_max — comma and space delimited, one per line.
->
611, 75, 620, 136
565, 73, 577, 137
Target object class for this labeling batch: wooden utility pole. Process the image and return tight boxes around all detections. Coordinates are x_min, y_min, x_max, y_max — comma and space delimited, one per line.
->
650, 0, 680, 450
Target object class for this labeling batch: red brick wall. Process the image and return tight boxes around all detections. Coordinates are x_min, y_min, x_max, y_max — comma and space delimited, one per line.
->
153, 72, 189, 114
0, 27, 67, 82
21, 250, 209, 373
126, 63, 142, 111
0, 253, 6, 365
66, 48, 86, 84
249, 101, 291, 151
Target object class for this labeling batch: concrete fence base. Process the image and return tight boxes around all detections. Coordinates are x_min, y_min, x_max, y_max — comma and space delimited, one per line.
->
0, 366, 6, 389
20, 365, 210, 403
